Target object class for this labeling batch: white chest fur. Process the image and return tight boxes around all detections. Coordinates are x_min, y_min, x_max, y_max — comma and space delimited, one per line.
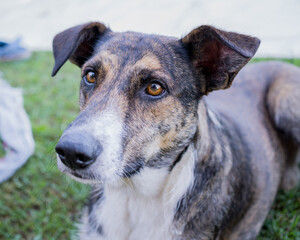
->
80, 145, 196, 240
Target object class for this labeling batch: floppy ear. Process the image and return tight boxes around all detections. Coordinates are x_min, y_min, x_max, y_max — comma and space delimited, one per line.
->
51, 22, 110, 76
181, 25, 260, 94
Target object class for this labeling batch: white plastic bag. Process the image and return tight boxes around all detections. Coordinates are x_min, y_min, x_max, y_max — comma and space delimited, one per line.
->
0, 76, 35, 183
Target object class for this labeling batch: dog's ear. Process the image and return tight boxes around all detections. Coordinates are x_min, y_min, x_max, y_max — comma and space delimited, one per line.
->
51, 22, 110, 76
181, 25, 260, 94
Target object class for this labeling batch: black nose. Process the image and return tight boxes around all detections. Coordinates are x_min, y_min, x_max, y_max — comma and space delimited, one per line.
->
55, 131, 101, 170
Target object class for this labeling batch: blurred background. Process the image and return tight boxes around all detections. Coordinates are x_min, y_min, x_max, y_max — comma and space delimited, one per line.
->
0, 0, 299, 239
1, 0, 300, 57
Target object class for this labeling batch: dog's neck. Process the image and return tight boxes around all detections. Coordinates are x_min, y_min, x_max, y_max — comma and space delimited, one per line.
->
171, 100, 253, 238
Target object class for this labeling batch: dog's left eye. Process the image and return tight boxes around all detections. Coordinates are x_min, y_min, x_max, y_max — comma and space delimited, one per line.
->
146, 82, 164, 96
84, 71, 96, 84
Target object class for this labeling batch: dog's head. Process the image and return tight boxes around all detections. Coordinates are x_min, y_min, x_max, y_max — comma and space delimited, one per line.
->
52, 22, 259, 184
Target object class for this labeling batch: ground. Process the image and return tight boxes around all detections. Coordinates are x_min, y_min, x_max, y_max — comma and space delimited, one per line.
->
0, 52, 299, 239
1, 0, 300, 58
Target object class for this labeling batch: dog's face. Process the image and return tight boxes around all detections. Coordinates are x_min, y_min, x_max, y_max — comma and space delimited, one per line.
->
52, 22, 259, 184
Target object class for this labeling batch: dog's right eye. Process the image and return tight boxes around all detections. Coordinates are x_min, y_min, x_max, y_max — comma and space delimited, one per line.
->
84, 71, 96, 84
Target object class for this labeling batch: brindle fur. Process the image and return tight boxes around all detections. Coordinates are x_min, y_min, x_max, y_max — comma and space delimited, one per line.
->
52, 22, 300, 240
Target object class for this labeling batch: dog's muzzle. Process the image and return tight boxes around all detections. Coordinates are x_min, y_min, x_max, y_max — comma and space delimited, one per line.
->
55, 130, 102, 170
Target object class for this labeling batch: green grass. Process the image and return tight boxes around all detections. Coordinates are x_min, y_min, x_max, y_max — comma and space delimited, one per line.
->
0, 52, 299, 239
0, 52, 90, 239
259, 187, 300, 240
0, 140, 5, 158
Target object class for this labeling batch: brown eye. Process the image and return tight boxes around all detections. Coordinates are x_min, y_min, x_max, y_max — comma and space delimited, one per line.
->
146, 82, 164, 96
85, 71, 96, 84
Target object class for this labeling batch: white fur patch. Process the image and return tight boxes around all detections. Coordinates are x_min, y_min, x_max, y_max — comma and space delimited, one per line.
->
143, 136, 161, 162
81, 145, 196, 240
207, 108, 222, 129
91, 108, 124, 180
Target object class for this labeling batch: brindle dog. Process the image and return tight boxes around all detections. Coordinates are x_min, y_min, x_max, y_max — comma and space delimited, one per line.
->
52, 22, 300, 240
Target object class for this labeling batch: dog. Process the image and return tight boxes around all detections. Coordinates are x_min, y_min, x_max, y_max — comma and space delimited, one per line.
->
51, 22, 300, 240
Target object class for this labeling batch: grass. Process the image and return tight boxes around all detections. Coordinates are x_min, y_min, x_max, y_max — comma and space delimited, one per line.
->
0, 140, 4, 158
0, 52, 90, 240
0, 52, 299, 239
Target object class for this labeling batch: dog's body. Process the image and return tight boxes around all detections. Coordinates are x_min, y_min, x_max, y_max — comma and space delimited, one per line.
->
52, 22, 300, 240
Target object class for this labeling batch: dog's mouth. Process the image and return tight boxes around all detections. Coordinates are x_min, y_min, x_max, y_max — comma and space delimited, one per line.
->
66, 171, 102, 184
56, 152, 138, 184
66, 172, 103, 185
70, 170, 91, 180
60, 166, 104, 184
57, 152, 147, 185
